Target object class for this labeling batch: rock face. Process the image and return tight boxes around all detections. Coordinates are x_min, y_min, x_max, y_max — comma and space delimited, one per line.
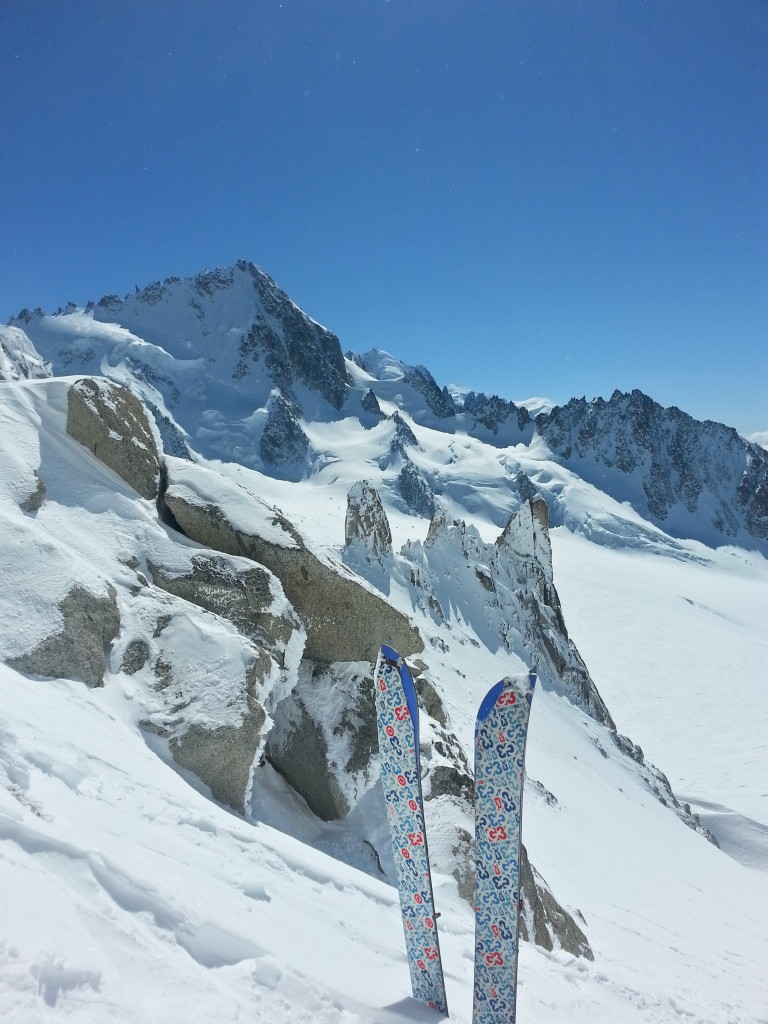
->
403, 365, 456, 420
8, 583, 119, 687
520, 848, 593, 958
120, 551, 302, 817
147, 553, 298, 655
19, 471, 46, 513
344, 481, 393, 562
230, 261, 350, 411
406, 499, 615, 728
389, 412, 419, 456
170, 700, 267, 814
162, 462, 423, 663
398, 458, 436, 518
360, 388, 384, 421
95, 261, 350, 412
67, 378, 160, 499
463, 391, 534, 443
264, 661, 376, 821
259, 392, 310, 469
538, 389, 768, 546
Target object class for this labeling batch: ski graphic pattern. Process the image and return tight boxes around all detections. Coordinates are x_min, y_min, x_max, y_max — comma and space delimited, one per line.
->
473, 672, 536, 1024
375, 645, 448, 1017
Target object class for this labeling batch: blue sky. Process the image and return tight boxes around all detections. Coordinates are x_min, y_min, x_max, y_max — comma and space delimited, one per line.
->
1, 1, 766, 437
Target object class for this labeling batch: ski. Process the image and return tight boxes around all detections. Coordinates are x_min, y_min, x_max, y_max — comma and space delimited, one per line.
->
375, 644, 448, 1017
473, 672, 537, 1024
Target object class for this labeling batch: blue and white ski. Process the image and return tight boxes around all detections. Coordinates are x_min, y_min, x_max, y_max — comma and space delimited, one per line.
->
473, 672, 536, 1024
375, 645, 448, 1017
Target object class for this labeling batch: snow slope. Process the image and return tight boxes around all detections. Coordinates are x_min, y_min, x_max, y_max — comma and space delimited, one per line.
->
1, 375, 767, 1024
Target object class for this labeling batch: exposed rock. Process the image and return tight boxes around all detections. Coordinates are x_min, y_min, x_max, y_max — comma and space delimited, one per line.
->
19, 471, 46, 512
121, 638, 151, 675
428, 764, 473, 803
413, 672, 447, 727
8, 584, 119, 687
170, 697, 267, 814
259, 391, 310, 469
145, 401, 192, 460
447, 825, 592, 958
398, 458, 436, 517
345, 481, 393, 561
403, 365, 456, 420
463, 391, 532, 441
66, 378, 159, 499
148, 554, 298, 655
163, 463, 423, 663
233, 260, 350, 410
406, 500, 615, 728
520, 847, 593, 959
538, 388, 768, 547
264, 661, 375, 821
360, 388, 384, 420
133, 599, 285, 816
389, 412, 419, 455
515, 470, 539, 504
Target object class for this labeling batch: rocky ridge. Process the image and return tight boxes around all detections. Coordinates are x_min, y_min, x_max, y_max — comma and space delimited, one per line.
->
10, 262, 766, 550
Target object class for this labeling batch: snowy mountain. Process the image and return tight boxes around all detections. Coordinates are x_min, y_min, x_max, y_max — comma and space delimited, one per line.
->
1, 263, 766, 1024
10, 262, 768, 552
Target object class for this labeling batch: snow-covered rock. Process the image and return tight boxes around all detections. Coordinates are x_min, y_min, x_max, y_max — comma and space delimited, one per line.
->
0, 324, 50, 382
538, 388, 768, 547
162, 459, 423, 664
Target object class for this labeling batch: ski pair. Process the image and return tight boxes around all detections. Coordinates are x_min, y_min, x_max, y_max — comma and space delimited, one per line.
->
374, 645, 536, 1023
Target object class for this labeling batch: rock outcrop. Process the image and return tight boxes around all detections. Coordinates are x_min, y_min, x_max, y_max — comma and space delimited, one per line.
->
170, 700, 267, 815
404, 498, 615, 728
162, 461, 423, 663
344, 481, 393, 562
67, 378, 160, 499
148, 553, 299, 656
259, 391, 310, 469
462, 390, 534, 444
264, 661, 375, 821
8, 583, 120, 687
398, 458, 436, 518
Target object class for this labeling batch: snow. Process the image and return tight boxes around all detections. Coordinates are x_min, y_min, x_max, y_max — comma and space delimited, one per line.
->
164, 457, 301, 549
1, 353, 767, 1020
551, 531, 768, 840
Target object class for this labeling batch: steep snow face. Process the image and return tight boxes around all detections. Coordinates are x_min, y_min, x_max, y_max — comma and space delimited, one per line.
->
0, 325, 50, 382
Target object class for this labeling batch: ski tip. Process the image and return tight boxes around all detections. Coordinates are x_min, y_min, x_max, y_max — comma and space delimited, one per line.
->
379, 643, 400, 664
477, 673, 536, 722
476, 679, 505, 722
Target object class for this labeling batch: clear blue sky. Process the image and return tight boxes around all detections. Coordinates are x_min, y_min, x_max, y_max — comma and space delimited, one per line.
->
2, 0, 766, 437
